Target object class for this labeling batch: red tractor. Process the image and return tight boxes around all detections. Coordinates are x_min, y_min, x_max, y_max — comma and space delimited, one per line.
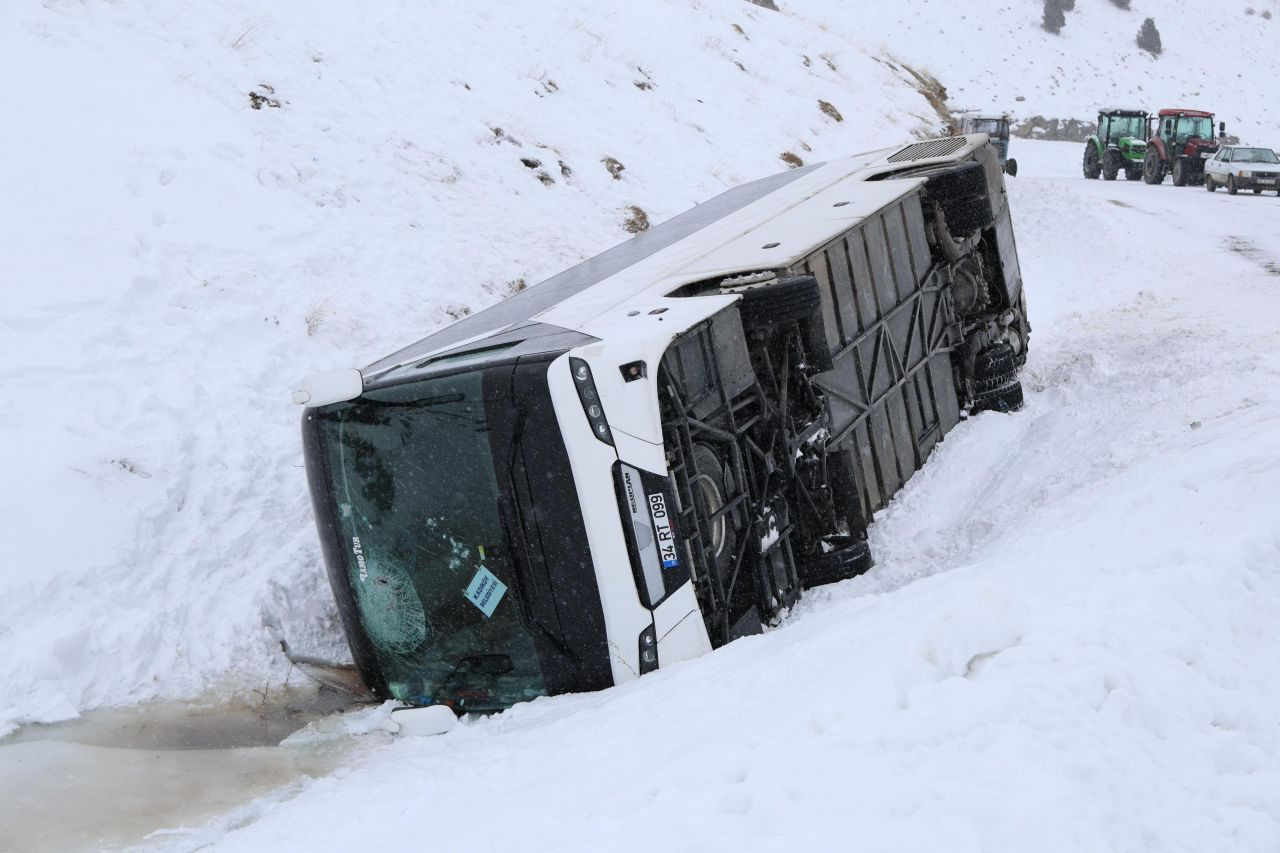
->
1142, 108, 1226, 186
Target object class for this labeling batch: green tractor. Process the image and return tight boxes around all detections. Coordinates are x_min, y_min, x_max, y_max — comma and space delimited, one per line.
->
1083, 108, 1149, 181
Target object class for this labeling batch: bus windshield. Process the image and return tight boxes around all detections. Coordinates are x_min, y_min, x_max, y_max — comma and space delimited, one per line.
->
314, 369, 548, 712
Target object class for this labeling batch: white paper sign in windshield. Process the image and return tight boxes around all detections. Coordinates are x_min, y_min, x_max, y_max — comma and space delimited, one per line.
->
464, 567, 507, 617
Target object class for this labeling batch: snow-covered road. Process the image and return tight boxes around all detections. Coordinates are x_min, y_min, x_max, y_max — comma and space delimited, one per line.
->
8, 139, 1274, 853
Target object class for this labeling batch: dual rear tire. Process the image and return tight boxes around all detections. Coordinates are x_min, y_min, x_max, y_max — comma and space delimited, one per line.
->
890, 159, 995, 237
971, 342, 1024, 414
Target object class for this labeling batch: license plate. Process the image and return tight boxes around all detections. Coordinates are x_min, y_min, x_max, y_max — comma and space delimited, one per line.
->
1200, 151, 1211, 158
1259, 179, 1276, 185
647, 492, 679, 568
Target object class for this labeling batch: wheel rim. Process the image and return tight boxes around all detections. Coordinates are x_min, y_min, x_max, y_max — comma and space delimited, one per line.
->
693, 473, 727, 560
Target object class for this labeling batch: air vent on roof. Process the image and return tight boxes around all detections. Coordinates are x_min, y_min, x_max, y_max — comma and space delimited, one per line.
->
886, 137, 967, 163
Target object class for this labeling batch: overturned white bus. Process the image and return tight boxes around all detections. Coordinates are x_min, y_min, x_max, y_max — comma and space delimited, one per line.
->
295, 134, 1030, 714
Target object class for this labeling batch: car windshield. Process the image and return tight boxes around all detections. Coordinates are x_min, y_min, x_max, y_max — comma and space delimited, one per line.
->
1233, 148, 1280, 164
315, 369, 548, 712
1104, 115, 1144, 141
1173, 116, 1213, 143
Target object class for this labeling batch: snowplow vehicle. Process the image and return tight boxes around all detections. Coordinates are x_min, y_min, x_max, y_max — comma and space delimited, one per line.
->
295, 135, 1031, 717
1143, 108, 1224, 186
1083, 108, 1148, 181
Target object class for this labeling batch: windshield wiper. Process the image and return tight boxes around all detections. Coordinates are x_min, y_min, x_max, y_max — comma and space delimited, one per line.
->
501, 406, 583, 668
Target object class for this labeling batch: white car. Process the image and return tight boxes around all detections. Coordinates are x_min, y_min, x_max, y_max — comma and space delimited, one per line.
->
1204, 146, 1280, 195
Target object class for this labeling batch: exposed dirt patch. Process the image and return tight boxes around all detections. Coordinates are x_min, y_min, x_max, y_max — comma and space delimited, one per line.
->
602, 156, 625, 180
1227, 236, 1280, 276
622, 205, 650, 233
818, 99, 843, 122
248, 83, 281, 110
892, 60, 954, 134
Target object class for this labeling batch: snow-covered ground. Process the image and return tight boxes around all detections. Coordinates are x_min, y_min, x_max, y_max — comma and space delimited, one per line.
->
3, 1, 1280, 850
90, 140, 1271, 853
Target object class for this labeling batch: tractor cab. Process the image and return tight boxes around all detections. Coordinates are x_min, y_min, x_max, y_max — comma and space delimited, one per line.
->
1143, 108, 1226, 186
1083, 108, 1148, 181
959, 113, 1017, 176
1100, 109, 1148, 146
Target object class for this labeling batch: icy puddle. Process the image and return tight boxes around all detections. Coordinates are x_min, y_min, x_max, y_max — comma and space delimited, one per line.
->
0, 688, 368, 852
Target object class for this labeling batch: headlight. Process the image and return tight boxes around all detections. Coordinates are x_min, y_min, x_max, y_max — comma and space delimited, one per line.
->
569, 357, 613, 445
638, 624, 659, 674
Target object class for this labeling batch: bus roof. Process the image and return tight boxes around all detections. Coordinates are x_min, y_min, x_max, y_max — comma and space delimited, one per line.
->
363, 135, 990, 377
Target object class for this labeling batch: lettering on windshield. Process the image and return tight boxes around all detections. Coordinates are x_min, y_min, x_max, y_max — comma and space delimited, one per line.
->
352, 536, 369, 582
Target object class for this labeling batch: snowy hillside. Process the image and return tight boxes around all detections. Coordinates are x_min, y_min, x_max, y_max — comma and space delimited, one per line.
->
3, 0, 1280, 849
792, 0, 1280, 142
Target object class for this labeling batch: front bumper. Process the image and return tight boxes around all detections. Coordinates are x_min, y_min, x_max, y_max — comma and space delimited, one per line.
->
1232, 174, 1280, 190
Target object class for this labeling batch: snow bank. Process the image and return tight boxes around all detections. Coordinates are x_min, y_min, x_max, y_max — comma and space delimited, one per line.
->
172, 140, 1280, 853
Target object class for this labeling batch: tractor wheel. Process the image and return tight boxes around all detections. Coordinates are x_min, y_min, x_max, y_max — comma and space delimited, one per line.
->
1143, 150, 1164, 184
1124, 163, 1142, 181
1228, 175, 1239, 195
1206, 173, 1217, 191
1083, 144, 1101, 179
1172, 158, 1187, 187
1102, 150, 1121, 181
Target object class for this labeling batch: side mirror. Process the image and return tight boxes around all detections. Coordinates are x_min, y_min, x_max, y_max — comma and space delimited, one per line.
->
1219, 121, 1227, 139
390, 705, 458, 737
292, 368, 363, 407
